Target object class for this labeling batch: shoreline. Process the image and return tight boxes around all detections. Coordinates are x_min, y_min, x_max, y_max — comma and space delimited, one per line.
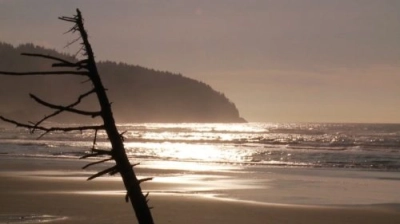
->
1, 156, 400, 223
1, 156, 400, 205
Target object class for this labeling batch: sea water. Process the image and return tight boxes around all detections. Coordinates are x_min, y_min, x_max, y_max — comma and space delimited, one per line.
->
0, 122, 399, 171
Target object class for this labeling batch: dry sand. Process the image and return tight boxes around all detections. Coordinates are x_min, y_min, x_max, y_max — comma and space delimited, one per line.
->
0, 157, 399, 224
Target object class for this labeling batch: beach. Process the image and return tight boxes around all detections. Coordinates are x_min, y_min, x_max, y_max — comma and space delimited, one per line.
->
0, 156, 399, 224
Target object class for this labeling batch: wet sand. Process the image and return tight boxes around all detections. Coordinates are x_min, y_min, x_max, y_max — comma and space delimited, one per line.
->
0, 157, 399, 224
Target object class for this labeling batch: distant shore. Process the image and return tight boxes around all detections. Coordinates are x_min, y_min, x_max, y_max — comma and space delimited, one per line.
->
0, 156, 399, 224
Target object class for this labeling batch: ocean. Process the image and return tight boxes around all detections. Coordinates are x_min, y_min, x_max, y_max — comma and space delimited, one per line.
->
1, 122, 399, 172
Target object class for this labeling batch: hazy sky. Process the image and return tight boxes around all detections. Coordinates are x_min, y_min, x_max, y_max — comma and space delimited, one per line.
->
1, 0, 400, 123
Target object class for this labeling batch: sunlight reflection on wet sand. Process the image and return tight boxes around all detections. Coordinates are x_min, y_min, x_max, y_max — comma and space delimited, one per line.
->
3, 160, 265, 204
3, 158, 400, 206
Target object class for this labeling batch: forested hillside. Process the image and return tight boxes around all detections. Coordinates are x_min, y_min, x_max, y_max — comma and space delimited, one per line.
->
0, 43, 246, 123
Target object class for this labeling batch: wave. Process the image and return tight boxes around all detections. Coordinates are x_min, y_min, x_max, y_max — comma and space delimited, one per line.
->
1, 123, 400, 171
1, 134, 399, 155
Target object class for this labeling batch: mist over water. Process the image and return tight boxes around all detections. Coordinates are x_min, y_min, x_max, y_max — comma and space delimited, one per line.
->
1, 123, 399, 171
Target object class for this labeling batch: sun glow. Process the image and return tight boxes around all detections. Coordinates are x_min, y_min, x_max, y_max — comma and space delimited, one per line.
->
157, 143, 222, 161
122, 123, 263, 164
120, 123, 277, 172
125, 141, 254, 165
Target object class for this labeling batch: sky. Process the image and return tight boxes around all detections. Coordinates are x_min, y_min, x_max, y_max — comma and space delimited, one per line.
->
1, 0, 400, 123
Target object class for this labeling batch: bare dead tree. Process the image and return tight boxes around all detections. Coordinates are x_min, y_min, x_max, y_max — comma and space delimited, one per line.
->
0, 9, 154, 224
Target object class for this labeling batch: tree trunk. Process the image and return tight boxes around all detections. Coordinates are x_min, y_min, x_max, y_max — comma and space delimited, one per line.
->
74, 9, 155, 224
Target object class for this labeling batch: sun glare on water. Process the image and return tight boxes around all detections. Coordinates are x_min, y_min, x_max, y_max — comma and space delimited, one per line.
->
157, 143, 222, 161
125, 141, 249, 163
123, 123, 261, 167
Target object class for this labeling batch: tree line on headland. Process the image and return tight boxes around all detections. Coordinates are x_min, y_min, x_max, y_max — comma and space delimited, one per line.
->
0, 42, 246, 123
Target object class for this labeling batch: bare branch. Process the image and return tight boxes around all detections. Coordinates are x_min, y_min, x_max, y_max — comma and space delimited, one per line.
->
63, 24, 79, 34
76, 59, 89, 70
81, 78, 91, 84
120, 130, 127, 142
52, 63, 78, 68
65, 36, 82, 49
30, 93, 101, 117
80, 149, 112, 159
58, 16, 77, 23
109, 168, 120, 176
37, 124, 104, 139
5, 52, 83, 73
0, 116, 104, 138
87, 165, 117, 180
52, 63, 87, 71
73, 45, 85, 58
109, 162, 140, 176
78, 59, 89, 64
52, 59, 89, 70
92, 129, 98, 149
138, 177, 153, 184
0, 70, 89, 76
82, 158, 113, 169
27, 89, 99, 131
37, 132, 50, 139
93, 149, 112, 154
21, 53, 75, 65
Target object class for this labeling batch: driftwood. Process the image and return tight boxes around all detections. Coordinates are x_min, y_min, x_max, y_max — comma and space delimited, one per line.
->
0, 9, 154, 224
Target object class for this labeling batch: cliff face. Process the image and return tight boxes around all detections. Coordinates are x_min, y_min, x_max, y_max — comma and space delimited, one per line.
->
0, 43, 246, 123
